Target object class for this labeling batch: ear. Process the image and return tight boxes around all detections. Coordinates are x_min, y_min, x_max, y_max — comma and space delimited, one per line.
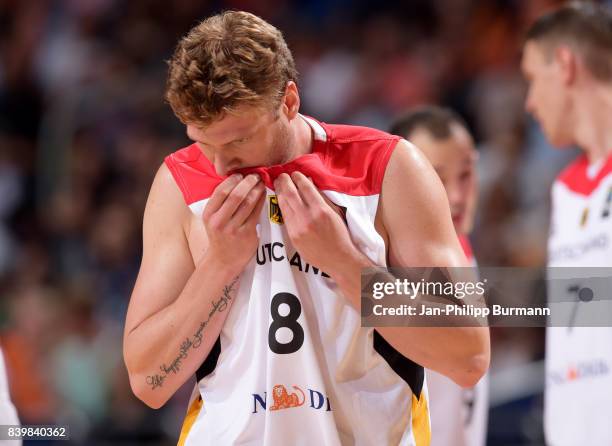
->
281, 81, 300, 120
554, 45, 576, 86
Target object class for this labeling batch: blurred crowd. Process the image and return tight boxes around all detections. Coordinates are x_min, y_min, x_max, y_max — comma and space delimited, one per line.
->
0, 0, 601, 444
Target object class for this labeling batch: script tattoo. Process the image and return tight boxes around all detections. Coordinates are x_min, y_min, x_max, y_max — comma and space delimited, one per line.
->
146, 277, 239, 390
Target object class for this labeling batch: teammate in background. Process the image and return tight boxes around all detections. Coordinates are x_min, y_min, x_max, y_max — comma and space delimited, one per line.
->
123, 11, 489, 444
521, 3, 612, 445
0, 345, 21, 446
390, 106, 488, 446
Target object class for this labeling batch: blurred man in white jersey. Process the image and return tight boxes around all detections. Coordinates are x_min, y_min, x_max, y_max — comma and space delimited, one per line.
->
521, 3, 612, 445
0, 345, 21, 446
390, 106, 488, 446
123, 11, 490, 445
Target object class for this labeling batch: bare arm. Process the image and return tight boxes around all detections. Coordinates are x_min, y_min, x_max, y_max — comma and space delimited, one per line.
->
274, 141, 490, 388
123, 165, 264, 408
331, 141, 490, 387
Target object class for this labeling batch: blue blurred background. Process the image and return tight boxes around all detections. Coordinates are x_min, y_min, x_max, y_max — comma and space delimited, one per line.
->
2, 0, 606, 444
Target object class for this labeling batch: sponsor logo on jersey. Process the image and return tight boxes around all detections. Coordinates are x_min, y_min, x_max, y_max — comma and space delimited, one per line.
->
549, 232, 609, 263
548, 359, 610, 386
269, 195, 284, 224
602, 186, 612, 219
256, 241, 330, 277
252, 385, 332, 413
270, 385, 305, 411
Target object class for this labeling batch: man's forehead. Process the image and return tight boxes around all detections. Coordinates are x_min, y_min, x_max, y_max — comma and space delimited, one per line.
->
414, 125, 473, 149
189, 107, 265, 141
413, 131, 475, 168
433, 145, 476, 168
522, 41, 547, 70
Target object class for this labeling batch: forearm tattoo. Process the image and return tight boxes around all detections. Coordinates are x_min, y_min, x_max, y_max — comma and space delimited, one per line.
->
145, 276, 239, 390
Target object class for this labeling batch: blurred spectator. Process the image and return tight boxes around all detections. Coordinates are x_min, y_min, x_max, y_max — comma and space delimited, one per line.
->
1, 285, 59, 424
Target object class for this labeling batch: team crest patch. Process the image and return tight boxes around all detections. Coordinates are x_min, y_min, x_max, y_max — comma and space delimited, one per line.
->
269, 195, 283, 224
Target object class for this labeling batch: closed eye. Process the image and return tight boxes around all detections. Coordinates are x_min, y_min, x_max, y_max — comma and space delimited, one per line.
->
233, 136, 251, 145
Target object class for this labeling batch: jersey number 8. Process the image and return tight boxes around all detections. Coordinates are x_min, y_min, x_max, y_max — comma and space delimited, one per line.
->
268, 292, 304, 354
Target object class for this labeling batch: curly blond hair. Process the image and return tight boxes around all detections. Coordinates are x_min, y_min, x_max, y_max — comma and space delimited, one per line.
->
165, 11, 298, 126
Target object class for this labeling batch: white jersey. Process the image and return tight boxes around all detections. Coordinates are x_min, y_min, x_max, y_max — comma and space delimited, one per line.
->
546, 154, 612, 446
0, 346, 21, 446
426, 236, 488, 446
166, 116, 430, 445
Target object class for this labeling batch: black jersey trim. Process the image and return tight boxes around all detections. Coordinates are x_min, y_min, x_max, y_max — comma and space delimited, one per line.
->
195, 336, 221, 382
373, 330, 424, 399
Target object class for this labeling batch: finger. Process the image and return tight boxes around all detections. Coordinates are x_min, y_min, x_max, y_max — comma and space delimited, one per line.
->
231, 181, 266, 226
203, 174, 244, 217
274, 173, 303, 216
294, 173, 345, 221
318, 191, 346, 221
290, 172, 326, 208
242, 188, 267, 229
215, 174, 261, 221
273, 175, 297, 221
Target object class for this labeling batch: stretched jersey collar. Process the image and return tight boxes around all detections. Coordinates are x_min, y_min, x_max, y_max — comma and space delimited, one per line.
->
300, 114, 327, 142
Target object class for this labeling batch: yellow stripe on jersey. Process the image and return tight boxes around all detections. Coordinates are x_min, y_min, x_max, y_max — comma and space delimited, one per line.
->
177, 396, 203, 446
411, 391, 431, 446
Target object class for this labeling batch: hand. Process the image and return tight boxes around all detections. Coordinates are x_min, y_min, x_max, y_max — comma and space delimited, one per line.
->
273, 172, 359, 275
202, 174, 266, 270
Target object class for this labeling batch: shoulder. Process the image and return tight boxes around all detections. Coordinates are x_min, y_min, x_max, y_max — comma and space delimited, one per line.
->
164, 143, 222, 205
322, 121, 399, 144
555, 154, 588, 190
321, 122, 400, 164
554, 153, 612, 196
313, 119, 401, 194
382, 139, 439, 191
379, 138, 447, 213
379, 139, 451, 228
145, 162, 192, 233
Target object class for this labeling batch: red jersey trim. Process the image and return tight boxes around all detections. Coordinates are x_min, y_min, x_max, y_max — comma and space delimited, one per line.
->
164, 118, 400, 206
458, 234, 474, 263
557, 153, 612, 196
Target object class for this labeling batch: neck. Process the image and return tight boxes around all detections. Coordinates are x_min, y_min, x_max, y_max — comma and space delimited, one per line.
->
573, 82, 612, 164
290, 114, 314, 159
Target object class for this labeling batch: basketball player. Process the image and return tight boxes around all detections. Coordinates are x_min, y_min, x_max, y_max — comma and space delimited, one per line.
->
123, 11, 490, 445
390, 107, 488, 446
0, 346, 21, 446
521, 3, 612, 445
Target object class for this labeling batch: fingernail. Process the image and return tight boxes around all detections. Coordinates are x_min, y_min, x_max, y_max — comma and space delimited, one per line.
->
233, 173, 243, 180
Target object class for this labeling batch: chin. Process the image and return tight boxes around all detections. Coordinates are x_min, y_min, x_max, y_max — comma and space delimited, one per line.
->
548, 133, 574, 149
543, 123, 574, 148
